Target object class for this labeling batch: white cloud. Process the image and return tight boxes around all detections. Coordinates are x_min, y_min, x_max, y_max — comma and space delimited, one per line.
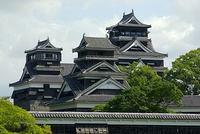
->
144, 11, 197, 68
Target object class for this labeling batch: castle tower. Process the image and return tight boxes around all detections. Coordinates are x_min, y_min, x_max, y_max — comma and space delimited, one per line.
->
9, 38, 73, 111
106, 10, 168, 75
49, 36, 129, 111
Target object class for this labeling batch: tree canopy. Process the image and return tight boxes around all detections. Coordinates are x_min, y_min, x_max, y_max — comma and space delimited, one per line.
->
164, 48, 200, 95
0, 98, 52, 134
93, 62, 183, 113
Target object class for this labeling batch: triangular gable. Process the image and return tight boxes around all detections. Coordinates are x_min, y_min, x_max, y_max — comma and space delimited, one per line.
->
126, 14, 146, 26
57, 81, 74, 99
118, 11, 150, 28
84, 61, 120, 73
81, 78, 126, 96
137, 59, 145, 66
71, 64, 82, 75
122, 39, 153, 53
37, 38, 56, 49
42, 42, 56, 49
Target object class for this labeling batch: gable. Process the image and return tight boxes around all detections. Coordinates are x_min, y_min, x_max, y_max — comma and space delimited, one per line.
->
85, 62, 120, 73
93, 64, 116, 72
83, 78, 126, 95
43, 42, 56, 49
122, 40, 152, 53
71, 64, 81, 74
137, 60, 145, 66
128, 19, 138, 24
98, 80, 121, 89
58, 82, 74, 99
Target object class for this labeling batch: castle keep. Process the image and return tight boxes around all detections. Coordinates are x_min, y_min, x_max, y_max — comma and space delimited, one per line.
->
10, 11, 167, 111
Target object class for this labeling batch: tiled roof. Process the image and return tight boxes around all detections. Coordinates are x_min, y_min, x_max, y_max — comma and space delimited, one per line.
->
60, 63, 75, 76
106, 11, 151, 30
10, 75, 63, 86
84, 61, 120, 73
115, 51, 167, 57
37, 38, 49, 47
25, 38, 62, 53
169, 95, 200, 107
65, 77, 82, 95
10, 63, 72, 87
78, 77, 128, 97
117, 37, 167, 58
30, 75, 63, 83
30, 111, 200, 120
182, 95, 200, 107
73, 36, 118, 52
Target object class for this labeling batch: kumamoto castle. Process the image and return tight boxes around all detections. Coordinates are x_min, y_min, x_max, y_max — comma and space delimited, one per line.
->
10, 11, 200, 133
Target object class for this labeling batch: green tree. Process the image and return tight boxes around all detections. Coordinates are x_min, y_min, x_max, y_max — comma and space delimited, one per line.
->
93, 62, 183, 113
164, 48, 200, 95
0, 98, 52, 134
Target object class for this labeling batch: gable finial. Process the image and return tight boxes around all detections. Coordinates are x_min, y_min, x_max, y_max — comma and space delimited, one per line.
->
83, 33, 86, 37
47, 36, 50, 41
132, 9, 134, 14
123, 12, 125, 16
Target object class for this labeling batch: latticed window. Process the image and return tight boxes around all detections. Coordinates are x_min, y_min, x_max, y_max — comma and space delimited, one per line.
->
41, 53, 58, 59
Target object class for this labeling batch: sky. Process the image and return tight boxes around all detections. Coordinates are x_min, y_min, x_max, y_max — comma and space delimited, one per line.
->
1, 0, 200, 97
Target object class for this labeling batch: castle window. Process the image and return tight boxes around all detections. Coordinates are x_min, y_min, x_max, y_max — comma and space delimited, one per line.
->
38, 89, 44, 92
44, 96, 53, 99
46, 53, 52, 59
30, 54, 35, 60
142, 32, 146, 36
137, 32, 141, 36
41, 53, 46, 59
41, 53, 58, 60
125, 32, 130, 35
53, 54, 58, 60
90, 80, 96, 83
29, 90, 37, 95
44, 84, 50, 89
100, 67, 108, 70
147, 63, 155, 66
131, 32, 136, 35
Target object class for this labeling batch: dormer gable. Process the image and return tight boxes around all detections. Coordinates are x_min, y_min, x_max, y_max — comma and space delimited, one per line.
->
79, 77, 127, 96
121, 39, 153, 53
40, 42, 56, 49
57, 81, 75, 99
119, 10, 151, 27
25, 37, 63, 54
137, 59, 145, 66
84, 61, 120, 73
71, 64, 82, 75
106, 10, 151, 31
